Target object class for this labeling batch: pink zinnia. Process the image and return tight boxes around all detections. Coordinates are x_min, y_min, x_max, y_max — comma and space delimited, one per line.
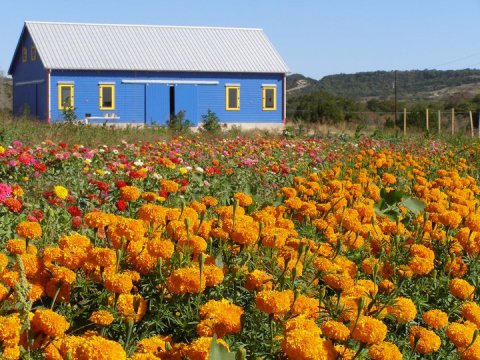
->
0, 184, 12, 204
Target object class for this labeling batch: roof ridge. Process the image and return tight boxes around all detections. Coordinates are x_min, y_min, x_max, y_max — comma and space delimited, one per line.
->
24, 20, 263, 31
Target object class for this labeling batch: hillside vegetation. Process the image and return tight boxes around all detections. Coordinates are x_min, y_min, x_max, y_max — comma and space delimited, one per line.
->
0, 73, 12, 113
287, 69, 480, 101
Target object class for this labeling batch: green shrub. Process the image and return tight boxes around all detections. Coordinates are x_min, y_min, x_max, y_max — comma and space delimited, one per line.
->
168, 110, 191, 134
200, 109, 221, 133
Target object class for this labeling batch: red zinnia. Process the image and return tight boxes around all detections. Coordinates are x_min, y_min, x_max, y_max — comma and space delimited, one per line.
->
5, 198, 22, 213
115, 180, 128, 188
67, 206, 83, 217
116, 200, 127, 211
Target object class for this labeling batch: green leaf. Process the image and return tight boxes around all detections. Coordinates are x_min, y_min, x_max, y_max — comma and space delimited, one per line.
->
401, 197, 426, 215
380, 188, 405, 205
209, 335, 236, 360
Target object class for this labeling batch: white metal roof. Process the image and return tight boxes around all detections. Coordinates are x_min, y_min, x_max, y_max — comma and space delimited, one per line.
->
12, 21, 289, 74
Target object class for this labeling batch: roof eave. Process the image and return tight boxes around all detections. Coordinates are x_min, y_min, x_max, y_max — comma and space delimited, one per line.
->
7, 23, 28, 76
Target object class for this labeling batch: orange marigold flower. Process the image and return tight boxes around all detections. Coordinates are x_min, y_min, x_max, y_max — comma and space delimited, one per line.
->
49, 265, 77, 284
89, 310, 114, 326
350, 316, 387, 344
283, 317, 336, 360
409, 326, 441, 354
233, 192, 253, 207
368, 341, 402, 360
381, 173, 397, 185
466, 213, 480, 232
244, 270, 274, 291
137, 204, 167, 225
104, 272, 133, 294
261, 226, 290, 248
31, 309, 70, 337
16, 221, 42, 240
408, 255, 434, 275
177, 235, 208, 255
446, 321, 477, 348
6, 239, 37, 255
386, 297, 417, 323
167, 267, 206, 295
322, 273, 354, 292
120, 185, 141, 202
230, 220, 260, 246
84, 211, 116, 229
462, 302, 480, 328
280, 187, 297, 199
438, 210, 462, 229
146, 238, 174, 260
255, 289, 293, 316
160, 179, 179, 193
203, 264, 224, 287
116, 294, 147, 323
197, 299, 244, 338
423, 309, 448, 329
184, 336, 229, 360
135, 335, 172, 357
291, 294, 320, 319
450, 278, 475, 300
0, 253, 9, 269
141, 191, 159, 202
321, 320, 350, 341
201, 196, 218, 207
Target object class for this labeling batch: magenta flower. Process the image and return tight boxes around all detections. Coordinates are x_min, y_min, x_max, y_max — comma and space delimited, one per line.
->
0, 184, 12, 204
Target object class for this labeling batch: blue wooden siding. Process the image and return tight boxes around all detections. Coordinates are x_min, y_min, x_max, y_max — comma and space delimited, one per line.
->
11, 30, 47, 119
50, 71, 284, 124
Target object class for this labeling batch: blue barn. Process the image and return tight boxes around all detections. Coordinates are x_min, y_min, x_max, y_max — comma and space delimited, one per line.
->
8, 21, 289, 128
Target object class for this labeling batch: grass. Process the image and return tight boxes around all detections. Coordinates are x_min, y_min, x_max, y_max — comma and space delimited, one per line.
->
0, 112, 479, 147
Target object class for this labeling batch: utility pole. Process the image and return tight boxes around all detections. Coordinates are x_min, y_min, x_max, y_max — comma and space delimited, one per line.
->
394, 70, 398, 129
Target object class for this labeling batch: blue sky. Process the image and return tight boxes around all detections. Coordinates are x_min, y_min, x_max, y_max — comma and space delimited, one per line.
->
2, 0, 480, 79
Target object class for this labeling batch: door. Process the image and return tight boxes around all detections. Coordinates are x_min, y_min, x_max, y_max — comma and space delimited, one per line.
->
145, 84, 170, 125
174, 85, 198, 125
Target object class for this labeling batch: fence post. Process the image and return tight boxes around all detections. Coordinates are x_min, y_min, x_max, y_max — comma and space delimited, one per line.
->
403, 108, 407, 136
451, 108, 455, 135
438, 110, 441, 135
470, 111, 474, 138
426, 108, 429, 131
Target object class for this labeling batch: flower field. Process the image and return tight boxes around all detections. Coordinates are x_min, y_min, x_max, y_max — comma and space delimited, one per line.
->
2, 134, 480, 359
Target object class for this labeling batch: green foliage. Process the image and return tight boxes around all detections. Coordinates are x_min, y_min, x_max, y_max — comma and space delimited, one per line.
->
168, 110, 191, 134
208, 335, 246, 360
200, 109, 221, 134
62, 105, 78, 123
374, 188, 425, 223
287, 90, 361, 123
288, 69, 480, 100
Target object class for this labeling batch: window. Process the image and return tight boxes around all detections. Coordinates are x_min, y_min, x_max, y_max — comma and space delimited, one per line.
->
99, 84, 115, 110
22, 47, 27, 63
225, 86, 240, 111
262, 86, 276, 111
31, 46, 37, 61
58, 84, 74, 110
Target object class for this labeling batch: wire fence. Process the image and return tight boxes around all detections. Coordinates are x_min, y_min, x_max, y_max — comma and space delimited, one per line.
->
287, 108, 480, 138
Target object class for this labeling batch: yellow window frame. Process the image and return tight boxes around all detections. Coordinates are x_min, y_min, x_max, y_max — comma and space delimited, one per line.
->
31, 46, 37, 61
57, 84, 74, 110
262, 86, 277, 111
22, 47, 27, 63
99, 84, 115, 110
225, 86, 240, 111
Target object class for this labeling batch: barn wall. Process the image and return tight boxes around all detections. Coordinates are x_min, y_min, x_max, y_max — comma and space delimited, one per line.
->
50, 70, 284, 124
11, 30, 47, 119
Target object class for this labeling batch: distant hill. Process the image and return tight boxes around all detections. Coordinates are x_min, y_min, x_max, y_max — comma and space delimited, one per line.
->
287, 69, 480, 101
